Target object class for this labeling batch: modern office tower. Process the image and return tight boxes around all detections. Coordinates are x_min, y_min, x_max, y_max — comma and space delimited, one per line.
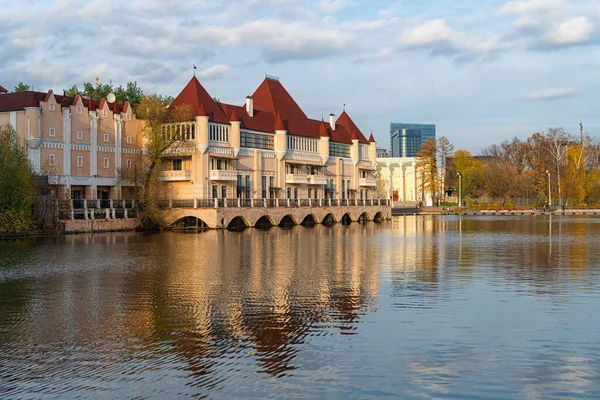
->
390, 123, 436, 157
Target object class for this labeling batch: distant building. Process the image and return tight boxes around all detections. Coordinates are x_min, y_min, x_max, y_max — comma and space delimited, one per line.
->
376, 147, 389, 158
390, 123, 436, 158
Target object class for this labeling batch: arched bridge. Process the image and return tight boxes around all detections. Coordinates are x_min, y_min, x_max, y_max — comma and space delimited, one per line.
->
160, 198, 392, 230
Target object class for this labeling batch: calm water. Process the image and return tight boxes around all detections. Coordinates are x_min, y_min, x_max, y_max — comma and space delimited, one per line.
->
1, 216, 600, 399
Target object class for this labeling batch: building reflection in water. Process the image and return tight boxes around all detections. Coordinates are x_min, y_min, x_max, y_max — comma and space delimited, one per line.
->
0, 224, 382, 395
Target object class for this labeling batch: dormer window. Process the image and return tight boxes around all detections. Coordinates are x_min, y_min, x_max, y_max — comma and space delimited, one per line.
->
49, 102, 55, 112
125, 113, 132, 121
103, 110, 108, 118
76, 106, 82, 115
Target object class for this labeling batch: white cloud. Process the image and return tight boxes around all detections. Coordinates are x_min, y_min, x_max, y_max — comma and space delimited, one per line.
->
319, 0, 347, 14
544, 16, 594, 45
398, 19, 505, 56
500, 0, 565, 15
197, 64, 230, 80
522, 87, 578, 100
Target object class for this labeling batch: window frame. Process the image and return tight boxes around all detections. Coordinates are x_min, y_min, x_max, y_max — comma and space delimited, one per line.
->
77, 156, 83, 168
49, 154, 56, 166
77, 131, 84, 140
49, 128, 56, 137
103, 157, 109, 169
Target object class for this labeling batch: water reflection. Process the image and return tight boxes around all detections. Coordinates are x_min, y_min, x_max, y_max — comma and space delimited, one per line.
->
1, 216, 600, 398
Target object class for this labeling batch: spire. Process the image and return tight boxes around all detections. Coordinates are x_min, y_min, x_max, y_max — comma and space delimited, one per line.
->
368, 133, 375, 143
274, 111, 285, 131
197, 103, 207, 117
319, 119, 329, 137
229, 109, 239, 122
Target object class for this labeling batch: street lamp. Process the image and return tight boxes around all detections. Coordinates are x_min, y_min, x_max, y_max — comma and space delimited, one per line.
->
457, 172, 462, 207
546, 170, 551, 208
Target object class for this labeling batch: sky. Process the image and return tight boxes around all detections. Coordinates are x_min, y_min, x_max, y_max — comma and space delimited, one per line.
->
1, 0, 599, 154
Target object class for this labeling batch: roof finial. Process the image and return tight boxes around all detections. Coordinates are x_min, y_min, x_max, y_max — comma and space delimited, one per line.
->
343, 102, 346, 111
193, 64, 197, 77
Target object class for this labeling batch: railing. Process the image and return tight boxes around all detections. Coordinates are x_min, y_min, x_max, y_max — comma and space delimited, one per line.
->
155, 198, 390, 209
159, 170, 192, 181
359, 177, 377, 187
58, 199, 138, 220
210, 169, 238, 181
286, 174, 308, 184
308, 175, 328, 185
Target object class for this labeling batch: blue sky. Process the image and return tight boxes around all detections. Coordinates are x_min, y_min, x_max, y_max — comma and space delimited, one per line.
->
1, 0, 599, 153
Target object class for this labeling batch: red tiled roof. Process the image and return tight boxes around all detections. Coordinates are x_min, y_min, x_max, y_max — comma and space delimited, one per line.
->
219, 102, 274, 133
197, 103, 207, 117
170, 76, 229, 124
369, 133, 375, 143
274, 111, 285, 131
335, 111, 369, 144
43, 90, 53, 102
0, 90, 125, 114
229, 109, 238, 122
319, 119, 329, 137
0, 85, 8, 93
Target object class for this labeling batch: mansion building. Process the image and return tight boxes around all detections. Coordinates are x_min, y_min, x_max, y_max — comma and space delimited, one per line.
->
0, 87, 143, 201
161, 75, 377, 202
0, 75, 378, 202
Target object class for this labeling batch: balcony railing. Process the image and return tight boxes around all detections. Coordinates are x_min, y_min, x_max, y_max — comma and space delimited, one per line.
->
359, 177, 377, 187
286, 174, 308, 184
210, 169, 238, 181
153, 198, 391, 209
308, 175, 328, 185
159, 170, 192, 181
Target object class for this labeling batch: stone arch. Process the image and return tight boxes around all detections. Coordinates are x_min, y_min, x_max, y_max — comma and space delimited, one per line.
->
279, 214, 298, 228
357, 212, 371, 223
373, 212, 384, 223
255, 215, 276, 230
341, 213, 353, 225
172, 216, 209, 230
227, 216, 250, 231
322, 213, 336, 226
301, 214, 318, 227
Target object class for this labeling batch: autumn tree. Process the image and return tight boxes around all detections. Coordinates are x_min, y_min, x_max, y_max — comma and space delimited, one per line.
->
437, 136, 454, 201
416, 138, 437, 204
453, 149, 485, 202
135, 95, 195, 229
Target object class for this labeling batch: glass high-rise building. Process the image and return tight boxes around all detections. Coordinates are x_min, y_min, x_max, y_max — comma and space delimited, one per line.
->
390, 123, 436, 157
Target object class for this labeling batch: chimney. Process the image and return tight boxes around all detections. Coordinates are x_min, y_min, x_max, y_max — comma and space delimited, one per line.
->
329, 113, 335, 131
245, 96, 253, 117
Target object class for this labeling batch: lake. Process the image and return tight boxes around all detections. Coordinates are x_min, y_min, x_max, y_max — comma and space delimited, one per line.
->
1, 216, 600, 399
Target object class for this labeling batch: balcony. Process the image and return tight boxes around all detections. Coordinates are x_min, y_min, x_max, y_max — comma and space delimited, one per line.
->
286, 174, 308, 184
159, 170, 191, 181
308, 175, 327, 185
359, 177, 377, 187
210, 169, 238, 181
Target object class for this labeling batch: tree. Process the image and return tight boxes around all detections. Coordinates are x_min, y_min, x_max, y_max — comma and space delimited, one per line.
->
63, 80, 146, 111
13, 82, 30, 92
0, 125, 37, 232
135, 95, 195, 228
437, 136, 454, 201
453, 149, 485, 201
416, 138, 437, 204
545, 128, 568, 206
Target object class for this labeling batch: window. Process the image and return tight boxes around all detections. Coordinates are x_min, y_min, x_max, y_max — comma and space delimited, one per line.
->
211, 158, 229, 170
126, 113, 132, 121
308, 188, 312, 199
262, 175, 267, 199
103, 158, 109, 168
76, 106, 82, 115
104, 133, 109, 142
221, 185, 227, 199
240, 131, 274, 150
172, 159, 182, 171
212, 185, 218, 199
126, 135, 132, 144
49, 102, 55, 112
77, 156, 83, 167
49, 154, 55, 166
329, 142, 351, 158
127, 159, 132, 169
103, 110, 108, 118
77, 131, 83, 140
49, 128, 56, 137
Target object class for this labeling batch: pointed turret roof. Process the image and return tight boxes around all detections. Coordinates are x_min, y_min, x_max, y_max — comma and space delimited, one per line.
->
274, 111, 285, 131
369, 133, 375, 143
350, 131, 359, 141
197, 103, 207, 116
170, 76, 228, 123
319, 119, 329, 137
336, 111, 369, 143
229, 109, 239, 122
